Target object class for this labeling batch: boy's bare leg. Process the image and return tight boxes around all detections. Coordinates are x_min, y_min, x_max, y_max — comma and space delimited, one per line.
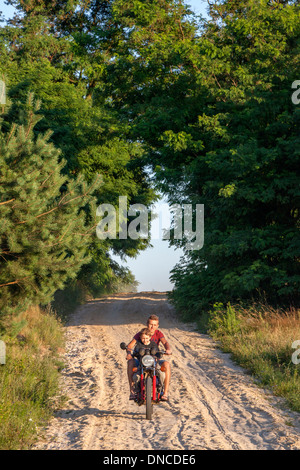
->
162, 361, 171, 398
127, 358, 135, 394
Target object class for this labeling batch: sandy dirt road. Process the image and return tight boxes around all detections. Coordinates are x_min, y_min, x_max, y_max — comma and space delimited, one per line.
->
34, 292, 300, 450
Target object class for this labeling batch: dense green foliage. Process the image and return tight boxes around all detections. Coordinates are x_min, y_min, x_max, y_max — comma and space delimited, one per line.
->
0, 0, 299, 451
0, 0, 299, 319
0, 0, 156, 314
100, 0, 300, 315
0, 95, 101, 315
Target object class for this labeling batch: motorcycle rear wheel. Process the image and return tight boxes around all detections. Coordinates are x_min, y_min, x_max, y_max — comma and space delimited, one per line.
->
145, 376, 153, 420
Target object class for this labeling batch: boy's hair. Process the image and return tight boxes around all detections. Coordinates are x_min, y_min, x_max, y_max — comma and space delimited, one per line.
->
147, 315, 159, 324
140, 327, 152, 337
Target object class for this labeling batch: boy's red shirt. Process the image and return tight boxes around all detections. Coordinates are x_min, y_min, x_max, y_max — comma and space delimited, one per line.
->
134, 329, 164, 346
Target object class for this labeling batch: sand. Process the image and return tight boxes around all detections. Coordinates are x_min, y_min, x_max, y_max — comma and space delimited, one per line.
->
33, 292, 300, 450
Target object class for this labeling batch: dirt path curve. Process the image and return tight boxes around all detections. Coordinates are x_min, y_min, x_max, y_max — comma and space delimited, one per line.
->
34, 292, 300, 450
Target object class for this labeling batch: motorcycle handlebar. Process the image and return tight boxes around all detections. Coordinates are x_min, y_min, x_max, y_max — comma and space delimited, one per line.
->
120, 342, 171, 356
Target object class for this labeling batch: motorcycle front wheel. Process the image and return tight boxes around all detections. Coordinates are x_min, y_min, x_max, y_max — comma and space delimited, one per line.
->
145, 376, 153, 420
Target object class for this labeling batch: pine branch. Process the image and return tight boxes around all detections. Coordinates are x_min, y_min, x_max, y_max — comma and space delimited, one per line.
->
43, 221, 74, 248
0, 198, 15, 206
6, 123, 16, 144
16, 175, 101, 224
0, 277, 29, 288
78, 223, 99, 236
40, 170, 56, 188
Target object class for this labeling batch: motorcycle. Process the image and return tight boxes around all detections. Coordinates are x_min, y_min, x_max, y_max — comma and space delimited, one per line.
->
120, 342, 170, 420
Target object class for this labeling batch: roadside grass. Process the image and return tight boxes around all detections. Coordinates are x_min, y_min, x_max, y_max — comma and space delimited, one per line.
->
0, 305, 66, 450
0, 281, 95, 450
205, 303, 300, 413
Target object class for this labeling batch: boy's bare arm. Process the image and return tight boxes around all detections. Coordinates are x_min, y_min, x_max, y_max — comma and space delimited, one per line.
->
126, 338, 137, 360
161, 337, 172, 354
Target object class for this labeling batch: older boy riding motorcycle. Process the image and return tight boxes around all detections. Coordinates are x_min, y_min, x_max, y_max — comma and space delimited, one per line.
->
125, 315, 172, 401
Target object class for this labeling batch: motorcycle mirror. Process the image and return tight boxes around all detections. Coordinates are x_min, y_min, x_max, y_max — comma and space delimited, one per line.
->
120, 342, 127, 350
139, 348, 145, 357
150, 347, 158, 355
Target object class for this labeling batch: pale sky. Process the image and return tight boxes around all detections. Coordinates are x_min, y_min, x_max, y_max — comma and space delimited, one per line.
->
0, 0, 208, 292
112, 197, 186, 293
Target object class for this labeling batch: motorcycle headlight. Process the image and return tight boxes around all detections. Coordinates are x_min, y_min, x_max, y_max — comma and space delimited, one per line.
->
141, 355, 155, 367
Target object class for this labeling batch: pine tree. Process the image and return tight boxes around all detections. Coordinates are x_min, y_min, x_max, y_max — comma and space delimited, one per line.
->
0, 94, 101, 315
0, 1, 156, 296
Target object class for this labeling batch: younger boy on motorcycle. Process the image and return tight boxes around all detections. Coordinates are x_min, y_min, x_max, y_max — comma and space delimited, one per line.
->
126, 315, 172, 401
132, 327, 158, 360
